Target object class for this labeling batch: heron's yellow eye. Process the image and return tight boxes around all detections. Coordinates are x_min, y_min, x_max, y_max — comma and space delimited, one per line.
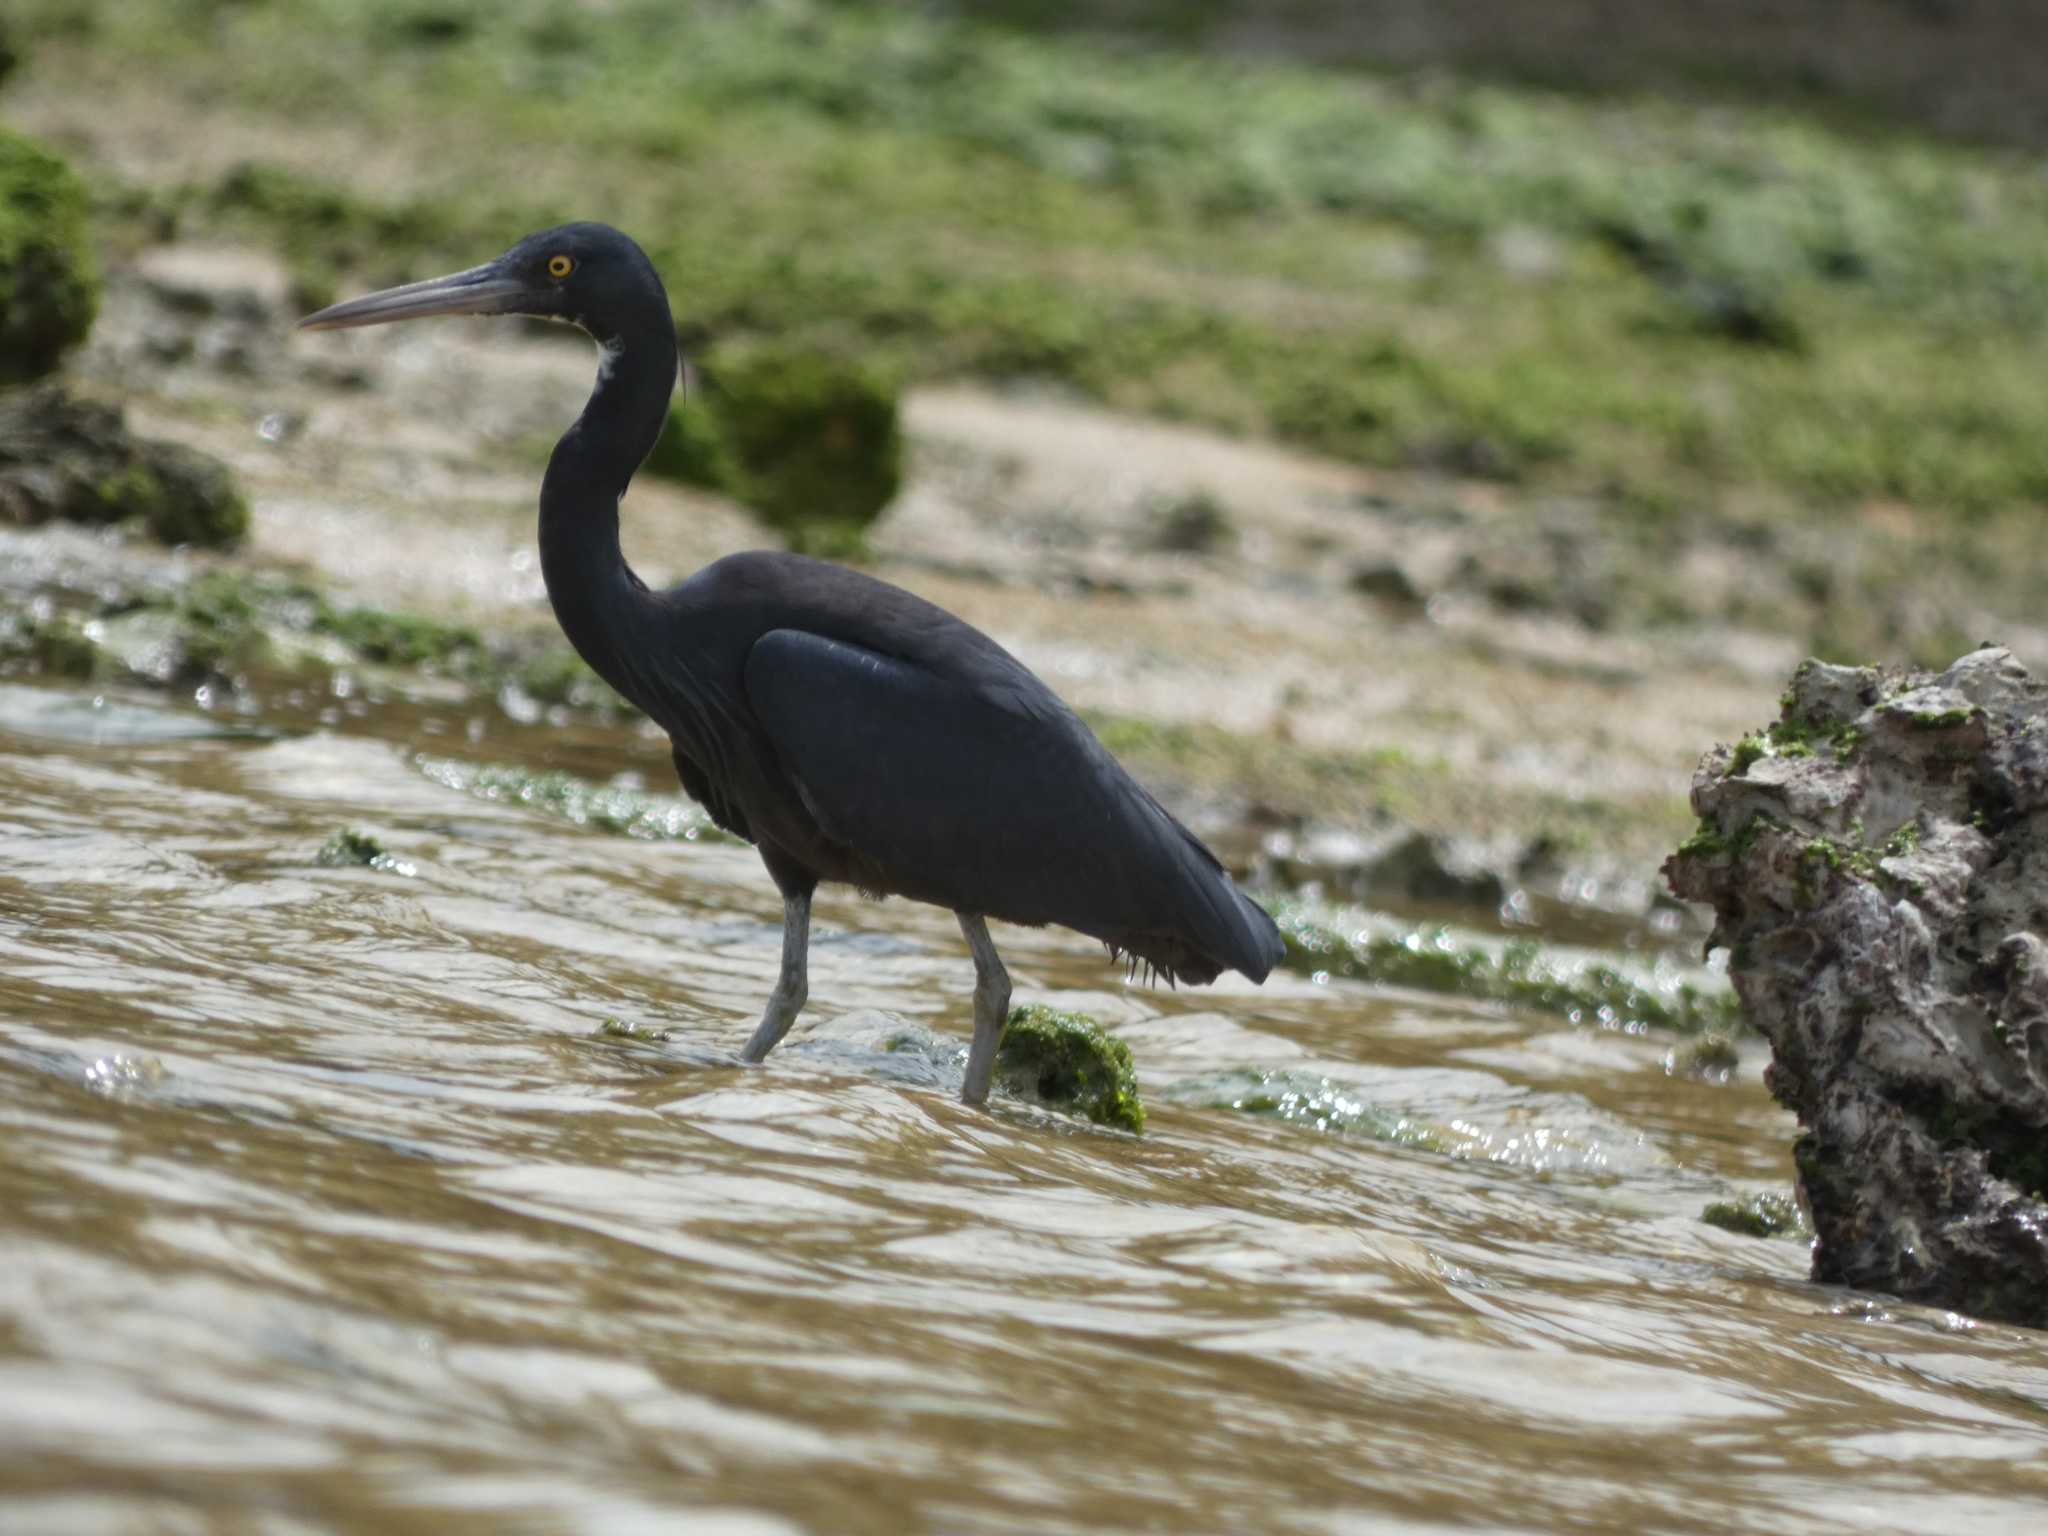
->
547, 254, 574, 279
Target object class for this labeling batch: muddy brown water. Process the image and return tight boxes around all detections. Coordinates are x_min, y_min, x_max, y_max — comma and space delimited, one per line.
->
2, 678, 2046, 1536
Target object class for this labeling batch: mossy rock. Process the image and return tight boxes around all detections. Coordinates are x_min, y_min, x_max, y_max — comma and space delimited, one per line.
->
994, 1004, 1145, 1133
26, 613, 108, 681
647, 343, 902, 556
1700, 1192, 1806, 1240
0, 129, 99, 385
316, 828, 389, 867
0, 386, 248, 548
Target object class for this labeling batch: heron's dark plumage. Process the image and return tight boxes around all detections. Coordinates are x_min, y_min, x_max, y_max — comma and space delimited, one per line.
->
300, 221, 1283, 1099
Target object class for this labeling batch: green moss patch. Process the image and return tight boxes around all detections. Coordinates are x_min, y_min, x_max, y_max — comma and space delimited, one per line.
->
319, 605, 481, 667
995, 1004, 1144, 1132
1701, 1192, 1806, 1240
0, 129, 98, 384
649, 344, 903, 557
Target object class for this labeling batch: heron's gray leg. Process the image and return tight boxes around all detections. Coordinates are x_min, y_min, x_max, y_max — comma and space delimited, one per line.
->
741, 891, 811, 1063
956, 913, 1012, 1107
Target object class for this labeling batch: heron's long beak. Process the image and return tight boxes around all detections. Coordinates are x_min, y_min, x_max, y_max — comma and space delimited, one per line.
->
297, 261, 533, 331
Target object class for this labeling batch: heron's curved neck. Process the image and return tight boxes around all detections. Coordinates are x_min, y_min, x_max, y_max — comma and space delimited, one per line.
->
538, 317, 678, 698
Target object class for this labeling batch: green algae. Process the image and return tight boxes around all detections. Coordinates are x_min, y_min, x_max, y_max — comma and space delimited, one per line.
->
1727, 735, 1770, 776
1, 567, 627, 727
1701, 1192, 1806, 1240
649, 343, 903, 557
0, 129, 98, 384
68, 0, 2048, 542
412, 755, 729, 843
1725, 715, 1865, 780
995, 1004, 1144, 1133
107, 457, 249, 549
318, 605, 482, 668
1908, 707, 1977, 731
1675, 811, 1776, 866
25, 615, 107, 681
1269, 898, 1743, 1036
0, 387, 248, 549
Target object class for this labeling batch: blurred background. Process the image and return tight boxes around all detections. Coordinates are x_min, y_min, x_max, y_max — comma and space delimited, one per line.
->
10, 0, 2048, 889
6, 4, 2048, 1532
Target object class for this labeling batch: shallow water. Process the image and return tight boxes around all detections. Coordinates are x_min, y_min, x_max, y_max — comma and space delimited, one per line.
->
2, 679, 2045, 1535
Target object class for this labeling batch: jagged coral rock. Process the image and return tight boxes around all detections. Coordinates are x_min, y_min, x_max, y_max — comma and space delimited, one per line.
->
1666, 647, 2048, 1327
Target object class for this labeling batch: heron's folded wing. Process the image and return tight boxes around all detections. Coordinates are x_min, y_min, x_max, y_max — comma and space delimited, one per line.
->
743, 627, 1189, 930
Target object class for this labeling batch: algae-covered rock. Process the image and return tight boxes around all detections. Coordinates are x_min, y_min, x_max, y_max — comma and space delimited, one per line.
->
1700, 1192, 1805, 1240
995, 1004, 1145, 1133
0, 129, 99, 384
1269, 900, 1739, 1036
316, 828, 386, 867
0, 386, 248, 547
647, 343, 901, 556
1666, 646, 2048, 1326
411, 756, 726, 843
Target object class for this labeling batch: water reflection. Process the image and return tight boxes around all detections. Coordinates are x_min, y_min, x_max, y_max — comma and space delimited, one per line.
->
1, 680, 2045, 1533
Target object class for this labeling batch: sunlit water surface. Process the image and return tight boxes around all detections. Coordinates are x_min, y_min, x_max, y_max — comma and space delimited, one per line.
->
2, 681, 2045, 1535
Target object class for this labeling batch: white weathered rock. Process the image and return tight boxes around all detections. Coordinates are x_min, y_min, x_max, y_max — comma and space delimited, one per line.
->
1666, 646, 2048, 1326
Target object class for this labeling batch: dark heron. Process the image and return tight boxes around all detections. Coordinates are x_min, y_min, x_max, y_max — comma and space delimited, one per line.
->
300, 223, 1283, 1105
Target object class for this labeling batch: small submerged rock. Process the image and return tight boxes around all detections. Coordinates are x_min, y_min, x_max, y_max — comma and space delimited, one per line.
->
315, 827, 413, 875
1667, 646, 2048, 1326
995, 1004, 1145, 1133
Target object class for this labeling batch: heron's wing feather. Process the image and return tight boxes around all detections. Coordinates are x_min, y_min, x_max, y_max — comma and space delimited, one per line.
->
744, 628, 1280, 980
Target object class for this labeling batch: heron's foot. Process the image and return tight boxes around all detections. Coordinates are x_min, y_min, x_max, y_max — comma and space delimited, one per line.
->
741, 890, 812, 1064
957, 913, 1012, 1107
740, 975, 808, 1063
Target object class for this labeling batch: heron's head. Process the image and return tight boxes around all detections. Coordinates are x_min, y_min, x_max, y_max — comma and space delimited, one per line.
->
297, 222, 668, 345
